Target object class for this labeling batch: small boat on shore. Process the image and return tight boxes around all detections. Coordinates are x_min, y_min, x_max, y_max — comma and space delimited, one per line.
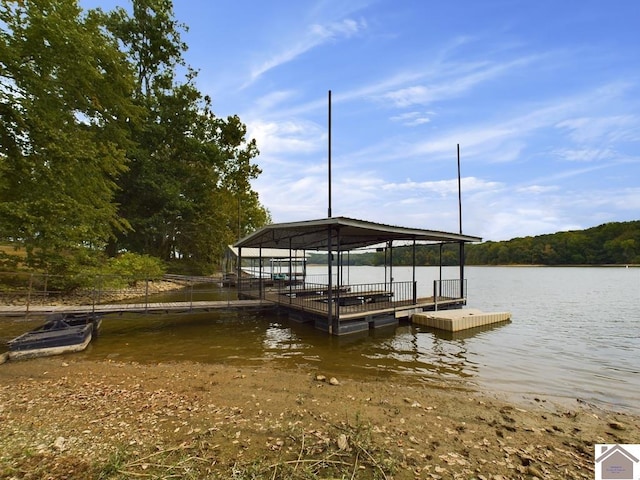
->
6, 313, 102, 361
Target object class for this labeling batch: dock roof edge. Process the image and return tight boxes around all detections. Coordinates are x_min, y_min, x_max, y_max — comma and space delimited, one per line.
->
234, 216, 482, 251
226, 246, 308, 259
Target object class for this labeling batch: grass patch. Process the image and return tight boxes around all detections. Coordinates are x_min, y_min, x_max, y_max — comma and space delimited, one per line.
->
90, 419, 397, 480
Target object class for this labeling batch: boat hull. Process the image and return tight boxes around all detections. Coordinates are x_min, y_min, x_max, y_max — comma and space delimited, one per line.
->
7, 314, 101, 361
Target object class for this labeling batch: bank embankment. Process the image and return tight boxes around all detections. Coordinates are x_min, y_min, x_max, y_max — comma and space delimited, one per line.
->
1, 358, 638, 479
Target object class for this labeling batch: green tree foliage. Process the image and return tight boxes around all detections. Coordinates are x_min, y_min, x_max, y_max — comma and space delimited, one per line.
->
105, 252, 165, 284
105, 0, 269, 273
0, 0, 138, 273
465, 221, 640, 265
306, 221, 640, 266
0, 0, 269, 277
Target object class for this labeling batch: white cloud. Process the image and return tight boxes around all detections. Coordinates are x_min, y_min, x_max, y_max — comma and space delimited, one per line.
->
381, 177, 502, 196
555, 115, 639, 143
310, 18, 365, 38
516, 185, 559, 194
246, 18, 367, 85
341, 80, 636, 171
380, 56, 539, 107
390, 111, 434, 126
253, 173, 328, 219
247, 119, 324, 157
253, 90, 298, 111
552, 148, 616, 162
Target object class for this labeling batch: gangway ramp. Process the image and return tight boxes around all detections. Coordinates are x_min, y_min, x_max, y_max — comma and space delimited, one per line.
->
0, 299, 275, 317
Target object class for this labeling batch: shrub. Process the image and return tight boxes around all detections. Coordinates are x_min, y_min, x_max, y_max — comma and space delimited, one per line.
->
105, 253, 166, 286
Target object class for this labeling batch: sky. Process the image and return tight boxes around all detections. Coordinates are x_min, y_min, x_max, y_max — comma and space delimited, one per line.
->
84, 0, 640, 241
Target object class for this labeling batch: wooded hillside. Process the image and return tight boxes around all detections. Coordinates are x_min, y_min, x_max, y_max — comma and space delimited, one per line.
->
307, 221, 640, 266
466, 220, 640, 265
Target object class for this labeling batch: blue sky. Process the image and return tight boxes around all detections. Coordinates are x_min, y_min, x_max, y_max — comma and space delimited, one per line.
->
85, 0, 640, 241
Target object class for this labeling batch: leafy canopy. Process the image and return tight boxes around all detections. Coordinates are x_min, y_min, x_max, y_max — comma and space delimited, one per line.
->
0, 0, 270, 276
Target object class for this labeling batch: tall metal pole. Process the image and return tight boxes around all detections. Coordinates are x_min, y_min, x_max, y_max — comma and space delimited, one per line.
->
328, 90, 332, 218
457, 144, 462, 235
457, 144, 465, 299
327, 90, 333, 332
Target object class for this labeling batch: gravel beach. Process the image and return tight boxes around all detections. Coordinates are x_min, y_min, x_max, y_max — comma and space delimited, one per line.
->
1, 357, 638, 479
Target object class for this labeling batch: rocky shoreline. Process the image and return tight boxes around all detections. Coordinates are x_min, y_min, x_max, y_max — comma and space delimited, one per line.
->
1, 277, 207, 308
1, 357, 638, 479
1, 274, 639, 478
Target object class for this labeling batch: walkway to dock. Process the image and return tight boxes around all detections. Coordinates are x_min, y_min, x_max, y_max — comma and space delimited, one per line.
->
0, 299, 275, 317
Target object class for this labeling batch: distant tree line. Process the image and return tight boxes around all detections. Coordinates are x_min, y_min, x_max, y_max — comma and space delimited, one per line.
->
0, 0, 270, 278
307, 221, 640, 266
466, 220, 640, 265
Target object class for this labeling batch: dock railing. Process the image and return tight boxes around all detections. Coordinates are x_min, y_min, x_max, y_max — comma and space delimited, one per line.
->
246, 279, 416, 316
433, 278, 467, 310
0, 271, 228, 315
238, 275, 469, 316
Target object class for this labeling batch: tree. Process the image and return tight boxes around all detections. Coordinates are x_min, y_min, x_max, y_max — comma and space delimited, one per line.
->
0, 0, 138, 272
106, 0, 269, 272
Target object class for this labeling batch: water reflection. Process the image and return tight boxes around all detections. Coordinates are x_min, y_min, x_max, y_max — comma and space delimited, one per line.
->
2, 266, 638, 413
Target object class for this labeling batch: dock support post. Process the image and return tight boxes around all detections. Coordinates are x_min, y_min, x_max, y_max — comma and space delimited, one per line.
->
288, 239, 293, 299
459, 242, 465, 299
26, 273, 33, 316
335, 227, 342, 329
327, 225, 333, 335
258, 246, 263, 299
389, 240, 393, 293
433, 280, 438, 311
93, 275, 100, 314
237, 247, 242, 297
412, 239, 417, 304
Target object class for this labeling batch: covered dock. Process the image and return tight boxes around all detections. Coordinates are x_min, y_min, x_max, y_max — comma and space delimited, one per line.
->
223, 246, 308, 287
234, 216, 482, 335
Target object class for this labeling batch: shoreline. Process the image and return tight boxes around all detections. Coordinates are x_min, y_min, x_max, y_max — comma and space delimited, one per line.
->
1, 357, 638, 479
0, 275, 219, 310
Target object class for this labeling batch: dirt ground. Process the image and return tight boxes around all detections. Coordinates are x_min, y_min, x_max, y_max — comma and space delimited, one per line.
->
0, 357, 638, 479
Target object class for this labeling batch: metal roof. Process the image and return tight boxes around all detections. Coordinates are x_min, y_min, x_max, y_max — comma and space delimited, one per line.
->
225, 246, 308, 259
234, 216, 482, 251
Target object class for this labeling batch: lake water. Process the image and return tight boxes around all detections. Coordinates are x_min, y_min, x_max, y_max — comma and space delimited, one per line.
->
1, 266, 638, 413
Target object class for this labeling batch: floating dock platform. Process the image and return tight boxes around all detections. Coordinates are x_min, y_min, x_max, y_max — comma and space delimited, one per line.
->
411, 308, 511, 332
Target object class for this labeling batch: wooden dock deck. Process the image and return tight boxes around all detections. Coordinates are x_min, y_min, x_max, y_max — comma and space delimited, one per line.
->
243, 285, 467, 335
0, 299, 275, 317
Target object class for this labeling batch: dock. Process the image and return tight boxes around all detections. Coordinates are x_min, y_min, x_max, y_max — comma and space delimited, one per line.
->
411, 309, 511, 332
232, 216, 484, 335
0, 299, 274, 317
